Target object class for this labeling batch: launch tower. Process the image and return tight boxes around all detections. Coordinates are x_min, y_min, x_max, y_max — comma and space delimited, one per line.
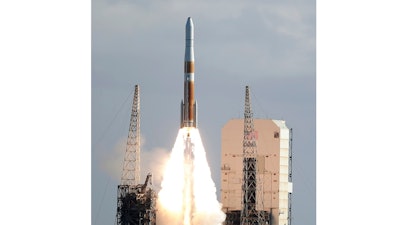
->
240, 86, 267, 225
116, 85, 157, 225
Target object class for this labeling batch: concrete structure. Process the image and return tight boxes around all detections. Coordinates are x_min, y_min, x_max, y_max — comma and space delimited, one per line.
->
221, 119, 292, 225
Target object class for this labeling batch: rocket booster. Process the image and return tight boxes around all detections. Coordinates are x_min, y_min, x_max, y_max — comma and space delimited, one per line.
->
181, 17, 197, 128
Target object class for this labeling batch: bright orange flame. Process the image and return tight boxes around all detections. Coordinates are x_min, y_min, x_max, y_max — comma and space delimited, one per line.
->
157, 128, 226, 225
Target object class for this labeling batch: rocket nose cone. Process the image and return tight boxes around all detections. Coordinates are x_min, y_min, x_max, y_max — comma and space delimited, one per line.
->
186, 17, 194, 40
186, 17, 193, 29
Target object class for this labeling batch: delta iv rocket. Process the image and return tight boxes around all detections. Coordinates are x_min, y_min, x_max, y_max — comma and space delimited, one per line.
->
180, 17, 197, 128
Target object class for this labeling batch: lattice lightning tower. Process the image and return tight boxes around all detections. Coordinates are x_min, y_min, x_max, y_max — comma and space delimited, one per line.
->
121, 85, 140, 186
240, 86, 266, 225
116, 85, 156, 225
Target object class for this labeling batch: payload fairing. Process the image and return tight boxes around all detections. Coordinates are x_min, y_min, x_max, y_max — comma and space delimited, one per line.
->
180, 17, 197, 128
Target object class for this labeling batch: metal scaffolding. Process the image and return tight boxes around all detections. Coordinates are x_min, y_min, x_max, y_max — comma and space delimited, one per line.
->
240, 86, 267, 225
121, 85, 141, 186
116, 85, 157, 225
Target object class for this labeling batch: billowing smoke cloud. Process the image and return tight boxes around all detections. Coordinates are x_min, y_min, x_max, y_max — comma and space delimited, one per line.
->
101, 135, 170, 190
141, 147, 170, 191
157, 128, 226, 225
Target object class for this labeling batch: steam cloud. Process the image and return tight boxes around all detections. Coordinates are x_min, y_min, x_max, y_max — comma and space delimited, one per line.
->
157, 128, 226, 225
101, 136, 169, 189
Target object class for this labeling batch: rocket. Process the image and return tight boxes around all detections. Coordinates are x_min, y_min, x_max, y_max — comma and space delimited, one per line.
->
180, 17, 197, 128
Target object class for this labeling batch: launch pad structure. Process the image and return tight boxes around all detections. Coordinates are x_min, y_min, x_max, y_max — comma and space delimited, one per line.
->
116, 85, 157, 225
221, 86, 293, 225
240, 86, 268, 225
117, 174, 157, 225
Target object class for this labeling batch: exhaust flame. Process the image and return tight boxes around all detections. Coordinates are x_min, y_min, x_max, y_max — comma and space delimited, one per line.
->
157, 128, 226, 225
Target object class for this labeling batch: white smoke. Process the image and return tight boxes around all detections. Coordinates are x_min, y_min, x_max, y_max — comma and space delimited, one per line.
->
101, 135, 170, 189
157, 128, 226, 225
101, 137, 125, 180
141, 147, 170, 191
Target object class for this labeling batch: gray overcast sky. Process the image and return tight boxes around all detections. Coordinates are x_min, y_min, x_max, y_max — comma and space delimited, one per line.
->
92, 0, 315, 225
